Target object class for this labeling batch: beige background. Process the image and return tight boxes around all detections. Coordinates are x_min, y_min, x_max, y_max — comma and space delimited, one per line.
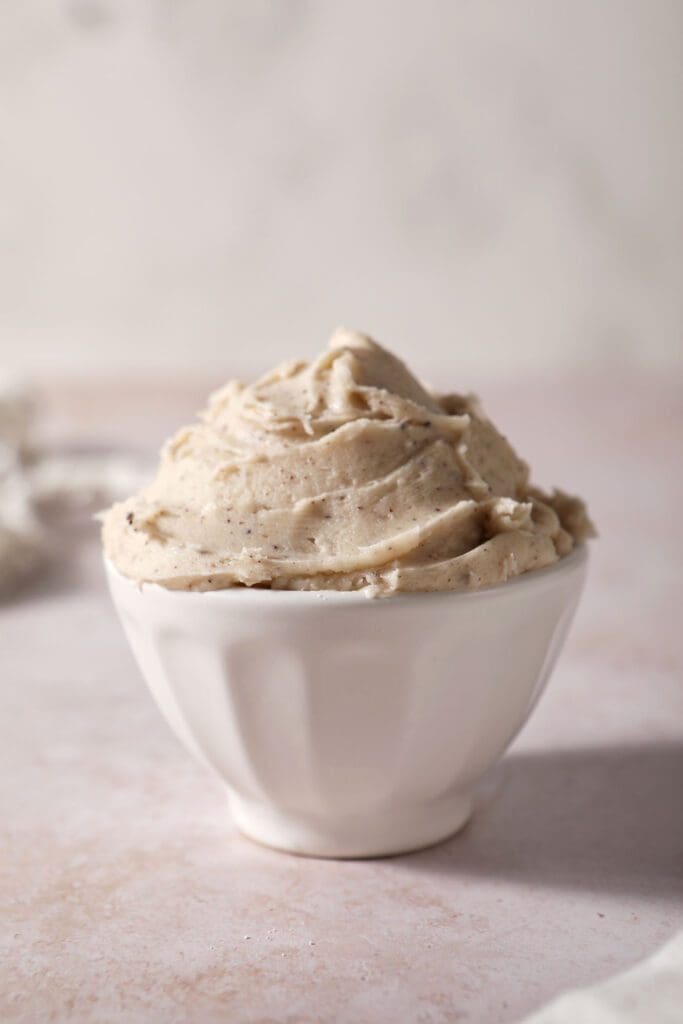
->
1, 0, 681, 381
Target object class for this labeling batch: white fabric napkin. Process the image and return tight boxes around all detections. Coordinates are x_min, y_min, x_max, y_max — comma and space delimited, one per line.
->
522, 930, 683, 1024
0, 375, 42, 594
0, 375, 147, 596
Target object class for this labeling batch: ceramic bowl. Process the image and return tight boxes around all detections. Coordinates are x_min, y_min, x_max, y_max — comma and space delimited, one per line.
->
105, 546, 587, 858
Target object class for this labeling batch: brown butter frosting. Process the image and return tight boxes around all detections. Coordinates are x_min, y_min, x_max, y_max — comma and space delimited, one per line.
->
101, 329, 594, 594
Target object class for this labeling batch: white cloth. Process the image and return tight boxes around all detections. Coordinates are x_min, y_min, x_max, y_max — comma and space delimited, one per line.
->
0, 376, 41, 592
522, 930, 683, 1024
0, 375, 147, 596
0, 443, 43, 594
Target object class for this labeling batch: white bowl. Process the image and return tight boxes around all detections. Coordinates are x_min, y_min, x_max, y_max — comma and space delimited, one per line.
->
105, 547, 588, 858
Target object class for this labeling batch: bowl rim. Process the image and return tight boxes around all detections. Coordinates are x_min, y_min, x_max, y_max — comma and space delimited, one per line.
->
104, 543, 588, 606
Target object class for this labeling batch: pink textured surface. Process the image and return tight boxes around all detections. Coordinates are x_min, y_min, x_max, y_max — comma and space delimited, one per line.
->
2, 371, 682, 1023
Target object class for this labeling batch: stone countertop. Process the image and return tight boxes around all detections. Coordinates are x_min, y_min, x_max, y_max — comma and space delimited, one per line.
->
2, 371, 682, 1024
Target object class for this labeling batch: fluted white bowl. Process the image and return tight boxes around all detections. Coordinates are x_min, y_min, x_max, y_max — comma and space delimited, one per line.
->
104, 546, 587, 858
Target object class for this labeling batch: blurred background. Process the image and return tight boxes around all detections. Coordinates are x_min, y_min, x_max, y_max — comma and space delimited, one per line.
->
1, 0, 681, 384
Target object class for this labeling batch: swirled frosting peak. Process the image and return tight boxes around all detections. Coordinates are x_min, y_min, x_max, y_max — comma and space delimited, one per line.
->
102, 329, 593, 594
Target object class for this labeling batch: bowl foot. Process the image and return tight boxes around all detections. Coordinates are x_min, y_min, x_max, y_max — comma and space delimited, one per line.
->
228, 791, 473, 859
